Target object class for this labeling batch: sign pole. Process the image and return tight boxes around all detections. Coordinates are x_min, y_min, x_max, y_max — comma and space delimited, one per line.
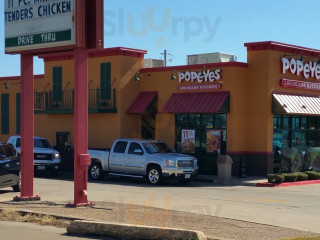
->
14, 54, 40, 201
67, 47, 92, 207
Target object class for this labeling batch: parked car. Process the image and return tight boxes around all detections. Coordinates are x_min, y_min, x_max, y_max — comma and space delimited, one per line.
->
7, 136, 61, 176
88, 139, 198, 184
0, 142, 20, 192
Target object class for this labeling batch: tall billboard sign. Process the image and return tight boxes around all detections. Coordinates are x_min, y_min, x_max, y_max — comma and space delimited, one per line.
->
5, 0, 76, 53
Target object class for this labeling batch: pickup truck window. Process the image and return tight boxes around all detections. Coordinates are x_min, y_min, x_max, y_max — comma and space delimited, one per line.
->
3, 145, 15, 157
128, 142, 143, 154
34, 139, 52, 148
113, 141, 128, 153
16, 138, 52, 149
142, 142, 173, 154
0, 145, 5, 156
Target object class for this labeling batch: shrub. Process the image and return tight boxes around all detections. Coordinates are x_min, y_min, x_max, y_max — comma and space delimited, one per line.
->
295, 172, 308, 181
306, 171, 320, 180
282, 173, 298, 182
268, 174, 284, 184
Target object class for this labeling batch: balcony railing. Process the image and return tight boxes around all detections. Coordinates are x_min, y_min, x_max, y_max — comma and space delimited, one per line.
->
34, 88, 116, 113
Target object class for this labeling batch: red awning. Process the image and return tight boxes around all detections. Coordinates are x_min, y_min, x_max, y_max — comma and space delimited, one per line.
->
162, 91, 230, 113
126, 91, 157, 114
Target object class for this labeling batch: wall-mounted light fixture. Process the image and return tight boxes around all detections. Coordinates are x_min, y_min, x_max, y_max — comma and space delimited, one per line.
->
3, 81, 20, 89
200, 66, 207, 77
170, 70, 178, 80
284, 53, 311, 62
134, 72, 151, 82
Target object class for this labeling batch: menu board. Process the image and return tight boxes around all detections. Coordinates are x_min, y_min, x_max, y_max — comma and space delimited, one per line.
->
206, 130, 221, 154
181, 130, 195, 153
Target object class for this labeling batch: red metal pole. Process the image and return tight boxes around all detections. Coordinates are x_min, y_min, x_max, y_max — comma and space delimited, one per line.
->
68, 47, 92, 207
14, 54, 40, 201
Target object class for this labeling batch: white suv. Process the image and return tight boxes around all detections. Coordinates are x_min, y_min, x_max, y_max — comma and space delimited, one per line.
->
7, 136, 61, 176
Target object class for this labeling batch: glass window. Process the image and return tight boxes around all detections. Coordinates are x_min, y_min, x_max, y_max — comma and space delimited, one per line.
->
273, 130, 282, 150
143, 142, 173, 154
128, 142, 143, 154
281, 130, 290, 148
273, 115, 281, 129
176, 114, 188, 128
113, 141, 128, 153
292, 117, 300, 129
16, 138, 21, 148
301, 117, 308, 129
310, 130, 320, 147
202, 114, 213, 128
309, 117, 318, 130
215, 114, 227, 129
3, 145, 15, 157
175, 113, 227, 155
292, 130, 306, 148
34, 139, 52, 148
189, 114, 200, 129
0, 145, 5, 156
282, 116, 290, 129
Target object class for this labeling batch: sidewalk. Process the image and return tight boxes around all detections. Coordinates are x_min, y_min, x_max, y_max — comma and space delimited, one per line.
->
194, 174, 267, 186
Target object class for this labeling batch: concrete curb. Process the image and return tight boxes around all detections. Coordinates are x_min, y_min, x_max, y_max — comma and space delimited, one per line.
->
256, 179, 320, 187
67, 220, 207, 240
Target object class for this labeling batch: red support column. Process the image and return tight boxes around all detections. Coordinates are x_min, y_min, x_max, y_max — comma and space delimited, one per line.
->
67, 47, 93, 207
14, 54, 40, 201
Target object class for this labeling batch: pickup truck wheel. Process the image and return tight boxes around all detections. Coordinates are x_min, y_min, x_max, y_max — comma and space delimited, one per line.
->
147, 166, 162, 185
12, 172, 21, 192
89, 162, 103, 180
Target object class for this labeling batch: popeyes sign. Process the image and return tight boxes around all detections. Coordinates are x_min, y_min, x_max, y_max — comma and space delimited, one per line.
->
281, 57, 320, 80
178, 69, 221, 83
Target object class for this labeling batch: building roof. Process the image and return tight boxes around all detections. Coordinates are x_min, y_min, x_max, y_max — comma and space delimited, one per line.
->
38, 47, 147, 62
244, 41, 320, 57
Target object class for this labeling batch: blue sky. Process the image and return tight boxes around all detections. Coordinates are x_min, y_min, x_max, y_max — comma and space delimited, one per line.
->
1, 0, 320, 76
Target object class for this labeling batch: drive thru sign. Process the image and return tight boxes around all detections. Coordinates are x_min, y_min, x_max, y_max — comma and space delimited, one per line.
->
5, 0, 76, 52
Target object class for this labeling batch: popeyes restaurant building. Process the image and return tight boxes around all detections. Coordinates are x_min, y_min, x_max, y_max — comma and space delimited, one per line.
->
1, 41, 320, 176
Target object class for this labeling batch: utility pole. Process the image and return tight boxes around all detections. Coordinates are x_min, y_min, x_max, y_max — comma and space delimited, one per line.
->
164, 49, 167, 67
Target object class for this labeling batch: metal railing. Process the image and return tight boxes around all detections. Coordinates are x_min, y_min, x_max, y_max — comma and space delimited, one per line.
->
34, 88, 116, 112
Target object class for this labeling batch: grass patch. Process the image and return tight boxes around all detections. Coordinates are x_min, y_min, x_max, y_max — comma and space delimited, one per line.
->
0, 208, 70, 228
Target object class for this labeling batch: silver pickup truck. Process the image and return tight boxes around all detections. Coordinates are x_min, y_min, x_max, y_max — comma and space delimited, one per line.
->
88, 139, 198, 184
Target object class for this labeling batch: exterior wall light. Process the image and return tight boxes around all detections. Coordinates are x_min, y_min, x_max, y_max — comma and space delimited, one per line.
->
299, 55, 304, 62
200, 66, 206, 77
171, 70, 177, 80
3, 81, 20, 89
134, 72, 151, 82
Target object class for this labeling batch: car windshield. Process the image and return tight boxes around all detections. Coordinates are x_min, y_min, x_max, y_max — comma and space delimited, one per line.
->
142, 142, 173, 154
16, 138, 52, 149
